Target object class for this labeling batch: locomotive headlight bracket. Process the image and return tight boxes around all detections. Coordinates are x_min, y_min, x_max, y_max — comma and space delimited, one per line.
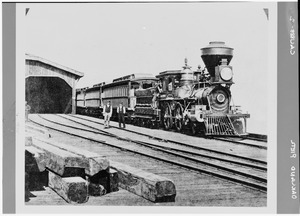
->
220, 67, 233, 81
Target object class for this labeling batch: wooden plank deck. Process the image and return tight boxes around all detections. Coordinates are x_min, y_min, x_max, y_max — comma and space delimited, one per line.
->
26, 114, 267, 206
71, 114, 267, 161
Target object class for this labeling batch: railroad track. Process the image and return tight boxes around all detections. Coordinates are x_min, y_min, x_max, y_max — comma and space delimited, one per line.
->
79, 113, 267, 143
247, 133, 268, 142
212, 134, 267, 144
29, 114, 267, 192
54, 115, 267, 170
67, 114, 267, 163
71, 114, 267, 150
211, 137, 267, 150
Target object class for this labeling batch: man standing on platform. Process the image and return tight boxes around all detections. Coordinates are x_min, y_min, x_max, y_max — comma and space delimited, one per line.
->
103, 101, 112, 128
117, 102, 126, 128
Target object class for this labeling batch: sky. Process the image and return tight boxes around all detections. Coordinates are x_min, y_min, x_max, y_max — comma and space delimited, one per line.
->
22, 2, 271, 134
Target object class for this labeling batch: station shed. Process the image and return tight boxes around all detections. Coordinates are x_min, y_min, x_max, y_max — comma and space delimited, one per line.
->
25, 54, 84, 114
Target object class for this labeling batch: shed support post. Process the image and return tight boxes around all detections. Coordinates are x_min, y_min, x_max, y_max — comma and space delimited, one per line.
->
72, 79, 76, 114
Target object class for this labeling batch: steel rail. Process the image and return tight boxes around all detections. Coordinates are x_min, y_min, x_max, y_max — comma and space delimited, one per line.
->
68, 114, 267, 165
58, 114, 267, 171
29, 115, 267, 192
246, 133, 268, 142
211, 137, 267, 149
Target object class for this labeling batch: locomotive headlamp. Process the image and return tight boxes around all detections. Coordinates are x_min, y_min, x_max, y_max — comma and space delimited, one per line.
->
220, 67, 233, 81
216, 94, 226, 103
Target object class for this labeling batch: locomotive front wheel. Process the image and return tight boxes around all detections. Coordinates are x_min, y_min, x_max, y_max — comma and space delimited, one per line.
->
232, 119, 244, 135
198, 122, 206, 136
163, 103, 173, 130
146, 119, 152, 128
190, 122, 197, 135
139, 118, 145, 127
174, 104, 184, 132
132, 118, 137, 126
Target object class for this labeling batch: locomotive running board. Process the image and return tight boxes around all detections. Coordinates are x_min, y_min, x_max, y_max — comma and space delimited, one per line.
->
205, 115, 238, 136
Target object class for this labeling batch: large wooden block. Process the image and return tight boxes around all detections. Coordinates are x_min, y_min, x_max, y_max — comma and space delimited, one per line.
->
88, 170, 109, 191
87, 156, 110, 176
110, 161, 176, 202
61, 167, 86, 179
27, 170, 49, 191
88, 182, 106, 196
87, 168, 119, 193
25, 172, 30, 202
48, 171, 89, 204
34, 137, 109, 176
25, 146, 47, 172
32, 139, 88, 176
26, 124, 50, 138
25, 135, 33, 146
108, 168, 119, 193
25, 172, 29, 191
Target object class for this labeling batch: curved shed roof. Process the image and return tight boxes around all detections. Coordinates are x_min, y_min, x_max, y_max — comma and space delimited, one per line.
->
25, 53, 84, 78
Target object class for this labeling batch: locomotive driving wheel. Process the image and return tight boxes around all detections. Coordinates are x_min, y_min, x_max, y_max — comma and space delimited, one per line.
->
149, 120, 157, 129
133, 118, 138, 126
174, 103, 184, 132
162, 103, 173, 130
146, 119, 152, 128
140, 118, 146, 127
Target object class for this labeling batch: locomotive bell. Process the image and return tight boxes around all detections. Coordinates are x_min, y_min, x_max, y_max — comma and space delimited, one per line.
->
201, 41, 233, 78
180, 58, 194, 86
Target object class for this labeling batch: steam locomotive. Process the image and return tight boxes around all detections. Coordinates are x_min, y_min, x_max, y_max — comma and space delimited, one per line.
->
76, 42, 250, 136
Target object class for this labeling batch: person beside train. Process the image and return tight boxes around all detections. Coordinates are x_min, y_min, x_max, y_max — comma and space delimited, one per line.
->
103, 101, 113, 128
117, 102, 126, 128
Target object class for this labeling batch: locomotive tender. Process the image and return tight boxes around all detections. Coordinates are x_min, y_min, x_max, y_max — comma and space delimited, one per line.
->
76, 42, 250, 136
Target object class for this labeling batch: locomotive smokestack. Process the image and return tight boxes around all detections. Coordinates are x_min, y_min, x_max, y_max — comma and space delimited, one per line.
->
200, 41, 233, 78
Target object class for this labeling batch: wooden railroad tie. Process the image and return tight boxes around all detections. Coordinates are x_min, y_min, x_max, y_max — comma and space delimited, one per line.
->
25, 132, 176, 203
26, 123, 51, 138
25, 135, 112, 203
110, 161, 176, 203
48, 171, 89, 204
